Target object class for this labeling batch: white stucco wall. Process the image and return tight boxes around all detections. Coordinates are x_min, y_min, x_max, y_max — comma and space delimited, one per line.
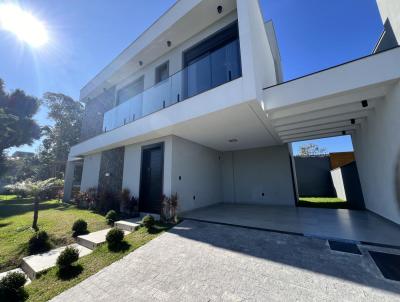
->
352, 81, 400, 224
80, 153, 101, 191
221, 145, 295, 205
170, 136, 222, 212
331, 168, 347, 201
121, 137, 173, 198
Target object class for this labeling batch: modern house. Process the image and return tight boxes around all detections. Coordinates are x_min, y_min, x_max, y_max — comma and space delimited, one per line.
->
64, 0, 400, 233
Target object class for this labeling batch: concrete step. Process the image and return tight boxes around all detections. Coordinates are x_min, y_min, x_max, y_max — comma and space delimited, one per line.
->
76, 228, 130, 250
140, 212, 160, 220
21, 243, 92, 280
115, 218, 141, 232
0, 268, 31, 285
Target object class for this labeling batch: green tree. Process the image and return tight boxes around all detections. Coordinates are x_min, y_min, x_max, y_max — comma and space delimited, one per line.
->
36, 93, 83, 179
298, 143, 327, 157
0, 79, 41, 176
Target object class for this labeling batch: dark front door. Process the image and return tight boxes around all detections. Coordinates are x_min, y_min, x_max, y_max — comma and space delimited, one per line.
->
139, 144, 164, 213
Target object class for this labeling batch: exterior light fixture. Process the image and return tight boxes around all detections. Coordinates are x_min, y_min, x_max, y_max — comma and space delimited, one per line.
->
105, 172, 110, 177
228, 138, 238, 143
217, 5, 223, 14
342, 131, 346, 135
350, 118, 355, 125
361, 100, 368, 108
139, 60, 143, 66
167, 40, 171, 47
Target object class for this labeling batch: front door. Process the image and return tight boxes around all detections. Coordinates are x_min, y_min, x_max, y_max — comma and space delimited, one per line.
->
139, 143, 164, 213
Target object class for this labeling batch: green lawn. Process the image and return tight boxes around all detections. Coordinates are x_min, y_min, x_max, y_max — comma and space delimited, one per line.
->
25, 223, 169, 302
298, 197, 347, 208
0, 196, 108, 272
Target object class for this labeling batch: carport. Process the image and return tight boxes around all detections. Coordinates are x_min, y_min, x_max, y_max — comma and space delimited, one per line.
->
181, 203, 400, 247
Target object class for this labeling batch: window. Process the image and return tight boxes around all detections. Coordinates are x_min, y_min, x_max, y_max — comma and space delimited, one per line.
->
155, 61, 169, 84
117, 77, 144, 106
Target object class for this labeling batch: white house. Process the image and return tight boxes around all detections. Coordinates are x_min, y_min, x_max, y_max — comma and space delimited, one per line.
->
64, 0, 400, 228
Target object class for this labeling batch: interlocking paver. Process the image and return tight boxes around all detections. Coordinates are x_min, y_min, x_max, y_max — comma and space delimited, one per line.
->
51, 220, 400, 302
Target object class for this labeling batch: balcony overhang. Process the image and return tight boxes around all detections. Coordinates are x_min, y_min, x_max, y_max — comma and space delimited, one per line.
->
70, 78, 281, 159
80, 0, 237, 102
263, 47, 400, 143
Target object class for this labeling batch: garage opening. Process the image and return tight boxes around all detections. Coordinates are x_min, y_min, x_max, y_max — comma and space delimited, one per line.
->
291, 135, 365, 210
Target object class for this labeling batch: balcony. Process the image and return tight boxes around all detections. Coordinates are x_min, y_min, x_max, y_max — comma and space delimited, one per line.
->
102, 39, 241, 132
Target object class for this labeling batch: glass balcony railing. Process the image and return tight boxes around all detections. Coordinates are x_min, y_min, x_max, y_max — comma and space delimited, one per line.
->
102, 39, 242, 132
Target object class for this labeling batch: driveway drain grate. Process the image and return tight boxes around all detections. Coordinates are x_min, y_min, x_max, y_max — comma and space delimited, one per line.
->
369, 251, 400, 281
328, 240, 361, 255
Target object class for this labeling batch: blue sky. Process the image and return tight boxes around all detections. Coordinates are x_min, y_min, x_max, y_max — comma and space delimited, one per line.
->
1, 0, 383, 155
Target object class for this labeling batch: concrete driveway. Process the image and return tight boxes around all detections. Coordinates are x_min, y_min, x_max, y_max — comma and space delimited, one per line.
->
52, 220, 400, 302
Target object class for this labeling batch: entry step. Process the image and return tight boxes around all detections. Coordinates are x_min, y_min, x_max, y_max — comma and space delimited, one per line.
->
115, 218, 142, 232
21, 244, 92, 280
77, 228, 130, 250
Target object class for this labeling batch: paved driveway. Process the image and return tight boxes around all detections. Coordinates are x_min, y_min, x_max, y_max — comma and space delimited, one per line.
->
52, 220, 400, 302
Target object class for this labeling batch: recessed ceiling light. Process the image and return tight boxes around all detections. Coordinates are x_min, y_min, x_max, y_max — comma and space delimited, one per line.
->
217, 5, 223, 14
228, 138, 238, 143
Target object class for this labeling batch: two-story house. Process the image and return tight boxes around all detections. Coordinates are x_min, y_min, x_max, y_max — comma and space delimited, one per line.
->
64, 0, 400, 232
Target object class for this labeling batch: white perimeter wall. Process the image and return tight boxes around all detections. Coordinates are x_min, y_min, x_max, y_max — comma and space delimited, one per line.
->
222, 145, 295, 205
353, 81, 400, 224
171, 136, 222, 213
331, 168, 347, 201
80, 153, 101, 191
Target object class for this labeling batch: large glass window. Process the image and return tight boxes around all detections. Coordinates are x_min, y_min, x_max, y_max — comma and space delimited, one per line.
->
155, 61, 169, 84
183, 21, 241, 99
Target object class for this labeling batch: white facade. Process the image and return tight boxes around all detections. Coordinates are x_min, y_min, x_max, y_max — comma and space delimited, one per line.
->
65, 0, 400, 227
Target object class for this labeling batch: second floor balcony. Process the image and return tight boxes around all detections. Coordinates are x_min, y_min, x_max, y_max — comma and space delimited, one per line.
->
102, 37, 242, 133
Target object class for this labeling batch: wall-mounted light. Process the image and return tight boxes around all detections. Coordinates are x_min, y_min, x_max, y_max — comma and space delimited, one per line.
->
139, 60, 143, 66
105, 172, 110, 177
342, 131, 346, 135
217, 5, 223, 14
361, 100, 368, 108
167, 40, 171, 47
350, 118, 355, 125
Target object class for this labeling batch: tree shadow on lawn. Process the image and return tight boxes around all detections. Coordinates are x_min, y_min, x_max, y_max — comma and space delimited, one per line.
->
0, 199, 63, 219
56, 264, 83, 281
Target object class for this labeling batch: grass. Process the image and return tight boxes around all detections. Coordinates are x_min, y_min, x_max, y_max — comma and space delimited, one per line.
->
25, 223, 170, 302
298, 197, 347, 208
0, 196, 108, 273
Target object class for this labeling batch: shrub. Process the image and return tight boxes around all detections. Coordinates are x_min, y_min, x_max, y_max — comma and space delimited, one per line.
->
106, 228, 124, 247
28, 230, 51, 254
56, 246, 79, 268
142, 215, 155, 228
71, 219, 88, 237
105, 210, 119, 225
0, 271, 27, 302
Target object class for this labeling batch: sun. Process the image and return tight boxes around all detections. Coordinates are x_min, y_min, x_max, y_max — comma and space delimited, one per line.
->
0, 3, 48, 48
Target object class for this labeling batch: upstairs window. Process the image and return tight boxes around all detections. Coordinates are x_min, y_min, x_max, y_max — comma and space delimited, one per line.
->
155, 61, 169, 84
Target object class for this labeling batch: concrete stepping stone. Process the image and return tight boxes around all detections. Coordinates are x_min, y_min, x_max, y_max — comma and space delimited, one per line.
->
76, 228, 130, 250
21, 243, 92, 280
0, 268, 31, 285
115, 218, 142, 232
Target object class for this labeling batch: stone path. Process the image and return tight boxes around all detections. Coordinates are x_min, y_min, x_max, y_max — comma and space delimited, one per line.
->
51, 220, 400, 302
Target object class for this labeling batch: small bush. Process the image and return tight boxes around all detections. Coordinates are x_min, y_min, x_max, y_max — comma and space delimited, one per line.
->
28, 230, 51, 254
56, 246, 79, 269
105, 210, 119, 225
142, 215, 155, 228
0, 271, 27, 302
71, 219, 88, 237
106, 228, 124, 248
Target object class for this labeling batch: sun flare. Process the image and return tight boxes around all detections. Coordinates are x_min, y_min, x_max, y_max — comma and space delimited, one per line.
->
0, 3, 48, 48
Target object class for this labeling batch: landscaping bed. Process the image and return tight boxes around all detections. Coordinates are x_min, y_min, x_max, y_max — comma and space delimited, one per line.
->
25, 222, 170, 302
0, 196, 108, 273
